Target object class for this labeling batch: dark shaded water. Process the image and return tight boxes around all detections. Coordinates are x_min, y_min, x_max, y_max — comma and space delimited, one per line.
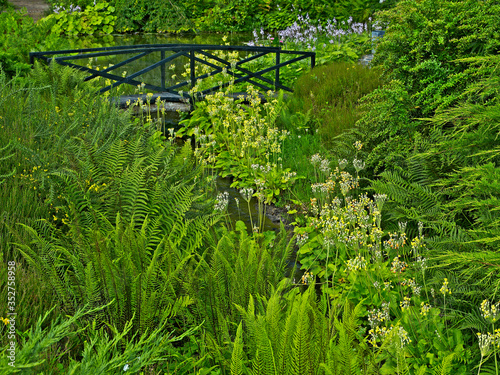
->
215, 175, 282, 233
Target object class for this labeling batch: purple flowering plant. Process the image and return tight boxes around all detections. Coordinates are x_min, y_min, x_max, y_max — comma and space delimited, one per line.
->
251, 13, 370, 61
53, 4, 82, 14
246, 12, 371, 85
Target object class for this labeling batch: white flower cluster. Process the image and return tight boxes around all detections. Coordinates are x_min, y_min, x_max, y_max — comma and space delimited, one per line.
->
214, 191, 229, 212
420, 302, 431, 316
338, 158, 348, 170
53, 4, 82, 14
311, 153, 322, 166
401, 278, 422, 296
481, 299, 500, 323
346, 254, 367, 272
320, 159, 331, 174
296, 232, 309, 247
476, 330, 500, 357
239, 187, 254, 202
353, 158, 365, 172
368, 302, 390, 327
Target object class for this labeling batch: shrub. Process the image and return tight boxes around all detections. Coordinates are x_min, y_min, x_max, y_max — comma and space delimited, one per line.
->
41, 1, 117, 35
347, 0, 500, 173
114, 0, 193, 33
178, 86, 300, 205
373, 0, 500, 116
0, 10, 67, 77
0, 0, 13, 10
369, 55, 500, 304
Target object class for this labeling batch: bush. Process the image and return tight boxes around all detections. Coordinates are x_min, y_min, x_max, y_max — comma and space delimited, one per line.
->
347, 0, 500, 173
114, 0, 193, 33
373, 0, 500, 116
0, 10, 66, 77
0, 0, 13, 10
185, 0, 399, 32
42, 1, 117, 35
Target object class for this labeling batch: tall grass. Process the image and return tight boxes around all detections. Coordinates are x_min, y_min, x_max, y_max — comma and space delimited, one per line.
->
275, 61, 383, 204
287, 61, 383, 147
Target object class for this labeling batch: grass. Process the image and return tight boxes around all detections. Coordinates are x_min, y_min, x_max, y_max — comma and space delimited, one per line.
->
288, 61, 384, 147
274, 61, 384, 206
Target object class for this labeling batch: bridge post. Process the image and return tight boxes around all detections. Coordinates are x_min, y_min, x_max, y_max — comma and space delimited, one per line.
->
190, 50, 195, 90
161, 50, 166, 90
275, 48, 280, 90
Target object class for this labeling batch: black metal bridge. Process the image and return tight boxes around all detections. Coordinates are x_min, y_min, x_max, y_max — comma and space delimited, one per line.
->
29, 44, 315, 103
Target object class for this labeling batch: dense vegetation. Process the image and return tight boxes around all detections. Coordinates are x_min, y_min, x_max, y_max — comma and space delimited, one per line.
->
1, 0, 500, 373
43, 0, 398, 33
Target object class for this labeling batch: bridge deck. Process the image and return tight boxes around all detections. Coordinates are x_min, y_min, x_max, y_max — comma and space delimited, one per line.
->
113, 91, 279, 112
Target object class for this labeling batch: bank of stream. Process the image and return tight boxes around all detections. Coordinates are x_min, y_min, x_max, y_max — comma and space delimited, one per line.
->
214, 174, 291, 233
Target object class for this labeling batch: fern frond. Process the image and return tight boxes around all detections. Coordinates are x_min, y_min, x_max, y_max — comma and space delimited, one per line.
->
231, 322, 245, 375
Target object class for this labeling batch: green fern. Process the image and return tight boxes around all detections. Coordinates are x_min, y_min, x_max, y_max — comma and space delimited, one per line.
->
186, 220, 295, 360
231, 322, 246, 375
15, 127, 217, 336
232, 284, 378, 375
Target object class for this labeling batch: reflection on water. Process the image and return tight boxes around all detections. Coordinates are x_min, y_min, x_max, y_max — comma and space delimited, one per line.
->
215, 175, 301, 279
62, 32, 253, 50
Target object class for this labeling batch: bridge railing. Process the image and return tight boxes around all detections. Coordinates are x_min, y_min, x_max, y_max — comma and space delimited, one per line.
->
30, 44, 315, 100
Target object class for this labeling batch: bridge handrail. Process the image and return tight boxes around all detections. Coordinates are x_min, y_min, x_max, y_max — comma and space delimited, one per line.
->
30, 44, 316, 98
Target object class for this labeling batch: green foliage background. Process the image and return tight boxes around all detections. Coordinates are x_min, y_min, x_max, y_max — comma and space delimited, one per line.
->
44, 0, 398, 33
2, 0, 500, 373
339, 0, 500, 313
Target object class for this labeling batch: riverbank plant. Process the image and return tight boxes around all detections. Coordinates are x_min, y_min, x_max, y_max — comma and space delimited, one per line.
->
250, 14, 371, 65
337, 0, 500, 312
45, 0, 399, 34
178, 84, 301, 207
41, 1, 117, 36
291, 153, 472, 373
0, 64, 219, 372
0, 10, 67, 77
243, 15, 373, 90
315, 0, 500, 371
